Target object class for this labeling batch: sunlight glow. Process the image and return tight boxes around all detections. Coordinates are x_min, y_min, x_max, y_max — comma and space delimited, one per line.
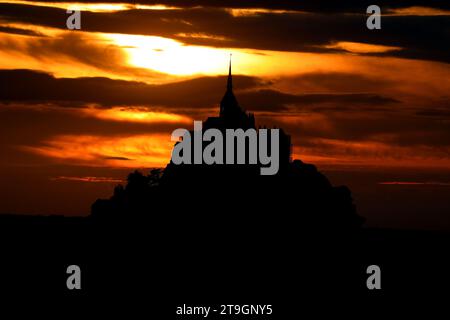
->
104, 34, 235, 76
325, 42, 402, 54
227, 8, 297, 17
82, 107, 191, 124
25, 134, 173, 167
102, 33, 363, 77
0, 1, 177, 12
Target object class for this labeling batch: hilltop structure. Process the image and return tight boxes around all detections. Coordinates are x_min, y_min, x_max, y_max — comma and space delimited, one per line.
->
92, 59, 364, 230
173, 57, 292, 172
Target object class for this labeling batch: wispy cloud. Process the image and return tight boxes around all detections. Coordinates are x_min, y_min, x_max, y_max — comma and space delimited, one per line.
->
50, 176, 124, 183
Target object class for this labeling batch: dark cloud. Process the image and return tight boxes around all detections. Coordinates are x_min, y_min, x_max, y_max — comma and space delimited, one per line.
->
0, 102, 184, 142
239, 90, 398, 112
0, 69, 397, 114
0, 25, 45, 37
258, 107, 450, 149
0, 69, 262, 111
287, 72, 396, 92
416, 109, 450, 118
15, 0, 450, 13
102, 156, 132, 161
1, 3, 449, 63
0, 29, 166, 80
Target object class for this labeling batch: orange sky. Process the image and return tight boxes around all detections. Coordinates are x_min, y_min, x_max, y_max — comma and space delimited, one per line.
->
0, 0, 449, 224
1, 21, 448, 168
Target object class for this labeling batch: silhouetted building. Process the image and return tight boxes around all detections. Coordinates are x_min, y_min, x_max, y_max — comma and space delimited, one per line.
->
209, 57, 255, 129
179, 57, 292, 170
92, 60, 364, 230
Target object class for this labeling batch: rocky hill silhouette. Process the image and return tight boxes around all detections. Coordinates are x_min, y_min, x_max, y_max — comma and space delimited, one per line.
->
92, 161, 363, 229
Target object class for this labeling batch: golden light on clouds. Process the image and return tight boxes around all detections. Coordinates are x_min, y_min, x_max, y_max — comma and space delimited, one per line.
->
81, 107, 192, 124
2, 20, 448, 93
227, 8, 296, 17
388, 6, 450, 16
102, 32, 378, 78
24, 131, 450, 170
51, 176, 125, 183
104, 33, 237, 76
0, 26, 136, 79
103, 31, 450, 92
1, 0, 450, 226
1, 4, 449, 172
25, 134, 174, 168
1, 1, 177, 12
325, 42, 402, 54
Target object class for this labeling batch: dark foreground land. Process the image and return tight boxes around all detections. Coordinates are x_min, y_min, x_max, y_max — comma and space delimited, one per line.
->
0, 213, 449, 314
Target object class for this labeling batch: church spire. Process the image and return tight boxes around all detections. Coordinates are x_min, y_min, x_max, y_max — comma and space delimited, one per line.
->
220, 54, 241, 120
227, 54, 232, 91
217, 56, 255, 128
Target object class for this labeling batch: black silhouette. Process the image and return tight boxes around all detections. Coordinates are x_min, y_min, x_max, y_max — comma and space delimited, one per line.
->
82, 63, 450, 304
1, 62, 450, 305
92, 60, 364, 231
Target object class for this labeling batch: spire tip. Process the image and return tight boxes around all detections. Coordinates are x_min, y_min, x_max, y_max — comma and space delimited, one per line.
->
227, 53, 233, 90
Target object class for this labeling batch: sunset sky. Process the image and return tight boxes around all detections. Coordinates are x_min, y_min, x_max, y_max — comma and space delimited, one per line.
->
0, 0, 449, 228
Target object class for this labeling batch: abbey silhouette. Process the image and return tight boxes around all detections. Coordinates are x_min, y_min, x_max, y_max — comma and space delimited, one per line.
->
92, 60, 364, 230
170, 57, 290, 175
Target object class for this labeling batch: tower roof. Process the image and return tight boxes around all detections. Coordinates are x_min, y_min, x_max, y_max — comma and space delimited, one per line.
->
204, 57, 256, 129
220, 54, 240, 118
227, 54, 232, 91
